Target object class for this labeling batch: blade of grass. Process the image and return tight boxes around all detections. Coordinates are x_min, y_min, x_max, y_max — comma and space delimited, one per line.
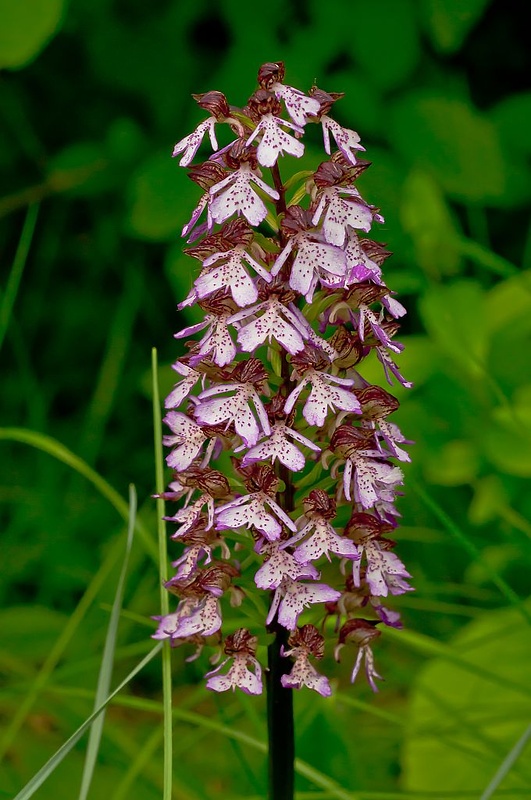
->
77, 484, 138, 800
480, 724, 531, 800
12, 643, 162, 800
383, 627, 531, 698
456, 235, 519, 277
42, 690, 360, 800
151, 348, 173, 800
51, 640, 154, 681
214, 694, 264, 795
0, 534, 124, 764
78, 267, 143, 466
334, 693, 405, 727
410, 478, 531, 625
109, 727, 165, 800
0, 427, 158, 561
0, 203, 39, 353
102, 717, 202, 800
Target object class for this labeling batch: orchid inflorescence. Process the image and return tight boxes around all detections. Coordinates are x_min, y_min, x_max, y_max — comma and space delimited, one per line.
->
153, 62, 413, 696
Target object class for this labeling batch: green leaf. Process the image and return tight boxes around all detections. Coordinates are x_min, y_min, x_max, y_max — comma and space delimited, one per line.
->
419, 0, 492, 53
400, 169, 462, 278
485, 270, 531, 334
0, 0, 66, 69
390, 91, 507, 202
418, 280, 488, 378
402, 604, 531, 794
346, 0, 420, 90
492, 92, 531, 156
483, 423, 531, 477
424, 439, 479, 486
47, 142, 111, 197
468, 475, 508, 525
126, 153, 195, 241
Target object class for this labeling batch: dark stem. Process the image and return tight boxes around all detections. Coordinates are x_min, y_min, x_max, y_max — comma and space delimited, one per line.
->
266, 622, 295, 800
266, 161, 295, 800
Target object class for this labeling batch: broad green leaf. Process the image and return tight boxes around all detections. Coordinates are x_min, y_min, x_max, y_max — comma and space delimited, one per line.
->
410, 480, 529, 621
465, 544, 525, 587
0, 0, 66, 68
126, 153, 194, 241
400, 169, 462, 278
491, 92, 531, 155
492, 384, 531, 430
344, 0, 420, 90
424, 439, 479, 486
47, 142, 111, 197
485, 270, 531, 334
483, 423, 531, 477
402, 604, 531, 793
390, 92, 507, 202
419, 0, 492, 53
357, 335, 438, 399
418, 280, 488, 378
468, 474, 508, 525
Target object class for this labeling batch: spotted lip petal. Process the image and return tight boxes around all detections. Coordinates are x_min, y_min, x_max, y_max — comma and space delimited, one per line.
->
205, 654, 263, 695
247, 114, 305, 167
210, 164, 279, 227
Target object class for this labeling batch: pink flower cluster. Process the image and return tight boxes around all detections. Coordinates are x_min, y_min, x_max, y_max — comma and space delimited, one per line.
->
154, 63, 412, 695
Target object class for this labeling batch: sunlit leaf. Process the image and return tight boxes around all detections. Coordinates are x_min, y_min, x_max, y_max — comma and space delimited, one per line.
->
391, 92, 507, 202
424, 439, 479, 486
47, 142, 111, 197
419, 0, 492, 53
485, 270, 531, 334
492, 92, 531, 156
343, 0, 420, 90
126, 153, 196, 241
468, 474, 508, 525
400, 169, 462, 278
0, 0, 66, 68
483, 423, 531, 478
402, 604, 531, 793
418, 280, 488, 378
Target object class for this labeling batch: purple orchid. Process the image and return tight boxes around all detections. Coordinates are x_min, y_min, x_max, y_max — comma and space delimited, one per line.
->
157, 62, 412, 698
280, 625, 331, 696
205, 629, 263, 695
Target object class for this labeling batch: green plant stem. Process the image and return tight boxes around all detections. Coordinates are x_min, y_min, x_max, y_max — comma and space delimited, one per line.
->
266, 162, 295, 800
152, 348, 173, 800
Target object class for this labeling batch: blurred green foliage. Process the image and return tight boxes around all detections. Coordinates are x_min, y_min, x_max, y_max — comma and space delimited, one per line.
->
1, 0, 531, 797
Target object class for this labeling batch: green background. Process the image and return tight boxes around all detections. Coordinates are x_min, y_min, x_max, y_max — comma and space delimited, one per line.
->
1, 0, 531, 797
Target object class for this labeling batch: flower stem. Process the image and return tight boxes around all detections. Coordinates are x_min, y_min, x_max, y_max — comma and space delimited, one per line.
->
266, 160, 295, 800
266, 622, 294, 800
